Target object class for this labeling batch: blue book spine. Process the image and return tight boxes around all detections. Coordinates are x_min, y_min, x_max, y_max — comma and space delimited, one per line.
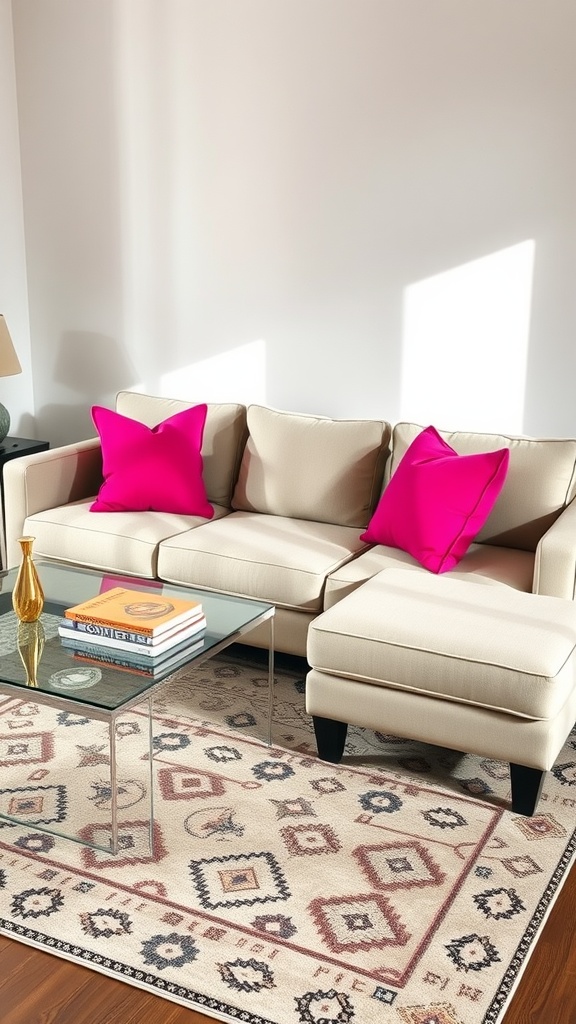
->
60, 618, 152, 646
61, 635, 204, 670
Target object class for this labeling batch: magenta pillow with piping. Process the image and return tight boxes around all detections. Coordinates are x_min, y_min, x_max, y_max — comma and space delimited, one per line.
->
90, 404, 214, 517
360, 425, 510, 573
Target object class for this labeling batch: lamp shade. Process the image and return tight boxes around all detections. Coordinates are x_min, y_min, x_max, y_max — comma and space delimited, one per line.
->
0, 315, 22, 443
0, 315, 22, 377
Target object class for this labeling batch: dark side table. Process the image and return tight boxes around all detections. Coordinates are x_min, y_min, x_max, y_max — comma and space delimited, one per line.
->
0, 436, 50, 568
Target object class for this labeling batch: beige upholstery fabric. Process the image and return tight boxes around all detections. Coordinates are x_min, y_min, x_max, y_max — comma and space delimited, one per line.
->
116, 392, 248, 508
323, 542, 535, 609
5, 398, 576, 676
533, 496, 576, 599
308, 569, 576, 720
24, 500, 230, 577
305, 669, 576, 771
232, 404, 391, 527
3, 439, 104, 569
386, 422, 576, 551
158, 511, 367, 612
237, 608, 314, 658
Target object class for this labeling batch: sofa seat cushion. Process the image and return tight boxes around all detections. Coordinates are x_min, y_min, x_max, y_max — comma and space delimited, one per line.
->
307, 568, 576, 721
157, 511, 368, 611
323, 542, 536, 609
23, 500, 230, 577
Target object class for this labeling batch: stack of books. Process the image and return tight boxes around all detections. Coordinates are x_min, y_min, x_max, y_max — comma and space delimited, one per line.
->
58, 586, 206, 677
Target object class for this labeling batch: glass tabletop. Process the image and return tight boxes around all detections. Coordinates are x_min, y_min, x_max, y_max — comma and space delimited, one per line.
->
0, 561, 274, 712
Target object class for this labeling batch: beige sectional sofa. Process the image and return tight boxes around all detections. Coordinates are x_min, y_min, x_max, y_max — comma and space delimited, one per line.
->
5, 391, 576, 814
3, 392, 391, 656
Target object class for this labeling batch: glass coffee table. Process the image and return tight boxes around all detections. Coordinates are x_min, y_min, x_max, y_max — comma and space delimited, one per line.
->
0, 560, 274, 854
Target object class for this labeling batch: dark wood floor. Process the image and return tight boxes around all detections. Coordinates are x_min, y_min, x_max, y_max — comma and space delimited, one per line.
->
1, 855, 574, 1023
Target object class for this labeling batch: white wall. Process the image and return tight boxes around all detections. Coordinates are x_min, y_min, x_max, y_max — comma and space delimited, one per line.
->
0, 0, 35, 438
10, 0, 576, 445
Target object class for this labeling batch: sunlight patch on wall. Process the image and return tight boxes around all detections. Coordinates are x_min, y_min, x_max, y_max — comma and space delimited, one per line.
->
400, 241, 535, 433
160, 339, 267, 403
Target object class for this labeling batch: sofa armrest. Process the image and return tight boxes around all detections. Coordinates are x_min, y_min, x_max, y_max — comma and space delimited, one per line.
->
533, 498, 576, 598
3, 438, 103, 569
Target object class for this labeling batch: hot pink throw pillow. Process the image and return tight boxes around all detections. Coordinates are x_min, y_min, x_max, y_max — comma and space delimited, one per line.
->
360, 425, 510, 573
90, 404, 214, 517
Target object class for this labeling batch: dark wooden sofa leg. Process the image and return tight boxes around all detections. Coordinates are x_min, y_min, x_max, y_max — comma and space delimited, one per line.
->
312, 716, 348, 763
510, 763, 545, 816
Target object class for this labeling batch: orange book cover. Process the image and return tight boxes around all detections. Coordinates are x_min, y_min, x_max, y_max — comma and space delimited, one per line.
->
64, 587, 203, 637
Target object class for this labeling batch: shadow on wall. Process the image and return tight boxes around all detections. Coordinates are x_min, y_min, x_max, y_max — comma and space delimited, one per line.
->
41, 330, 141, 445
10, 411, 41, 440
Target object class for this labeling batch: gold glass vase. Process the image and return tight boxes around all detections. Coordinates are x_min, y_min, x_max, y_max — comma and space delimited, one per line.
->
12, 536, 44, 622
17, 619, 45, 687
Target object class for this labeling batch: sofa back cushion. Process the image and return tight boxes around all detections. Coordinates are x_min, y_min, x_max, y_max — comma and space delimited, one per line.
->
115, 392, 247, 508
231, 404, 391, 528
386, 422, 576, 551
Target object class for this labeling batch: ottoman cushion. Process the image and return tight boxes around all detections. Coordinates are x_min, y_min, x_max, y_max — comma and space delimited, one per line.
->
307, 569, 576, 721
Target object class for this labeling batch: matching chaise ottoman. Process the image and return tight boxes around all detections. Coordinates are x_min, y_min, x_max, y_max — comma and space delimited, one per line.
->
306, 568, 576, 815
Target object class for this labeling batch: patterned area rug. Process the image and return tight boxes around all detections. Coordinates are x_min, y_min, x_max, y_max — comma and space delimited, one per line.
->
0, 645, 575, 1024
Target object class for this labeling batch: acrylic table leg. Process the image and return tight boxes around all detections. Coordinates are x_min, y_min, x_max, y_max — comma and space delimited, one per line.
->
266, 615, 275, 747
109, 718, 118, 855
147, 695, 155, 852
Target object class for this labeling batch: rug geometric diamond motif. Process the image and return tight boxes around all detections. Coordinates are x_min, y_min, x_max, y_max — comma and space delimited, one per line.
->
354, 839, 445, 889
158, 765, 226, 800
0, 783, 66, 826
280, 822, 340, 855
0, 731, 53, 766
397, 1003, 465, 1024
190, 850, 290, 909
309, 891, 410, 952
78, 819, 164, 869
